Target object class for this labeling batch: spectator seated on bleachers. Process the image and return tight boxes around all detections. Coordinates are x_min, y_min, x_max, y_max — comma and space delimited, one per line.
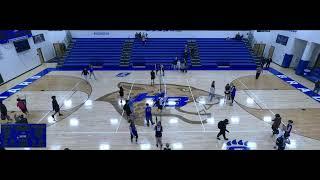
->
135, 32, 142, 40
234, 33, 243, 41
234, 33, 239, 40
141, 33, 147, 46
135, 32, 139, 39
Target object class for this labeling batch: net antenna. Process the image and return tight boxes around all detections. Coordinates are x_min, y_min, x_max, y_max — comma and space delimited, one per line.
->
162, 74, 167, 108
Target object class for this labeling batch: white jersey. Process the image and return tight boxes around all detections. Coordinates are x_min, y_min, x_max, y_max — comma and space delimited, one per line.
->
177, 61, 181, 68
209, 87, 215, 94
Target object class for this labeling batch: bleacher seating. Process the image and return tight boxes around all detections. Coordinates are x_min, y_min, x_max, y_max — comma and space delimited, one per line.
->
197, 38, 256, 69
131, 38, 190, 68
62, 38, 125, 69
305, 68, 320, 83
61, 38, 256, 70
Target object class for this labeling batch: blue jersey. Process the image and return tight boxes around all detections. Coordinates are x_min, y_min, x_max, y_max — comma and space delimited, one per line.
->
145, 106, 152, 116
231, 87, 236, 97
89, 67, 94, 72
130, 125, 137, 136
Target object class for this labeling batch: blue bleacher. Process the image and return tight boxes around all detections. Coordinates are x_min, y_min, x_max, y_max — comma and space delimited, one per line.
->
197, 38, 256, 68
62, 38, 256, 70
131, 38, 190, 68
62, 38, 125, 69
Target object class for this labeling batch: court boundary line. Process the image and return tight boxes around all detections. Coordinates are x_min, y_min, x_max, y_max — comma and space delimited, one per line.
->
37, 80, 83, 123
186, 79, 206, 132
268, 67, 320, 103
237, 78, 275, 115
47, 130, 272, 134
115, 79, 135, 133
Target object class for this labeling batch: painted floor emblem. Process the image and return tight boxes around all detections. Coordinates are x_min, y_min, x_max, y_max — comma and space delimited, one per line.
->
226, 139, 250, 150
116, 72, 131, 77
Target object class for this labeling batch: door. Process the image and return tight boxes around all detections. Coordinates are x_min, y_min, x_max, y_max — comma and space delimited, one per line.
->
290, 55, 300, 69
0, 73, 4, 84
53, 43, 62, 58
313, 53, 320, 69
268, 46, 275, 59
37, 48, 45, 64
257, 44, 266, 57
253, 44, 259, 55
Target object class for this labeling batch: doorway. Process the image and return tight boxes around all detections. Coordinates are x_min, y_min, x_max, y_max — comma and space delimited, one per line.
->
253, 44, 259, 55
253, 43, 266, 57
0, 73, 4, 84
313, 53, 320, 69
37, 48, 45, 64
268, 46, 275, 59
257, 44, 266, 57
53, 43, 66, 58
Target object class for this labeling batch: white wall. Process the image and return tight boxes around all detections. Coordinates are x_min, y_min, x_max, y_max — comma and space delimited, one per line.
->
0, 38, 41, 82
290, 39, 307, 68
31, 30, 56, 61
0, 30, 67, 83
295, 31, 320, 44
252, 30, 296, 65
47, 30, 68, 44
252, 30, 320, 68
70, 30, 250, 38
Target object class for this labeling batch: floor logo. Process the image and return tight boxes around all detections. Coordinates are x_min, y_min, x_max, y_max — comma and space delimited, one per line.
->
116, 72, 131, 77
226, 139, 250, 150
0, 68, 54, 101
268, 68, 320, 103
131, 92, 188, 107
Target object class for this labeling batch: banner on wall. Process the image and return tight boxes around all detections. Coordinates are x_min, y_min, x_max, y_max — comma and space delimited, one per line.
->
93, 32, 110, 36
276, 34, 289, 46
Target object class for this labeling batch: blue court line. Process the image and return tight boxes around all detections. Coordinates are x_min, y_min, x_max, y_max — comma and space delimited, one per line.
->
0, 68, 55, 101
268, 67, 320, 103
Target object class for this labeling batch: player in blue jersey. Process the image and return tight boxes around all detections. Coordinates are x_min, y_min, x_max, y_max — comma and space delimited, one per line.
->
129, 121, 138, 143
145, 103, 154, 127
230, 85, 237, 106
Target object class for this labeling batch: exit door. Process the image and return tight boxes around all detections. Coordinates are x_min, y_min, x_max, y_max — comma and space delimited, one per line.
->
257, 44, 266, 57
268, 46, 275, 59
253, 44, 259, 55
53, 43, 66, 58
313, 53, 320, 69
37, 48, 45, 64
0, 73, 4, 84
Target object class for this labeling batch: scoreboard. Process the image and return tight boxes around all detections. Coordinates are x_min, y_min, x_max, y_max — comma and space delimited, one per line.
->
0, 124, 46, 148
